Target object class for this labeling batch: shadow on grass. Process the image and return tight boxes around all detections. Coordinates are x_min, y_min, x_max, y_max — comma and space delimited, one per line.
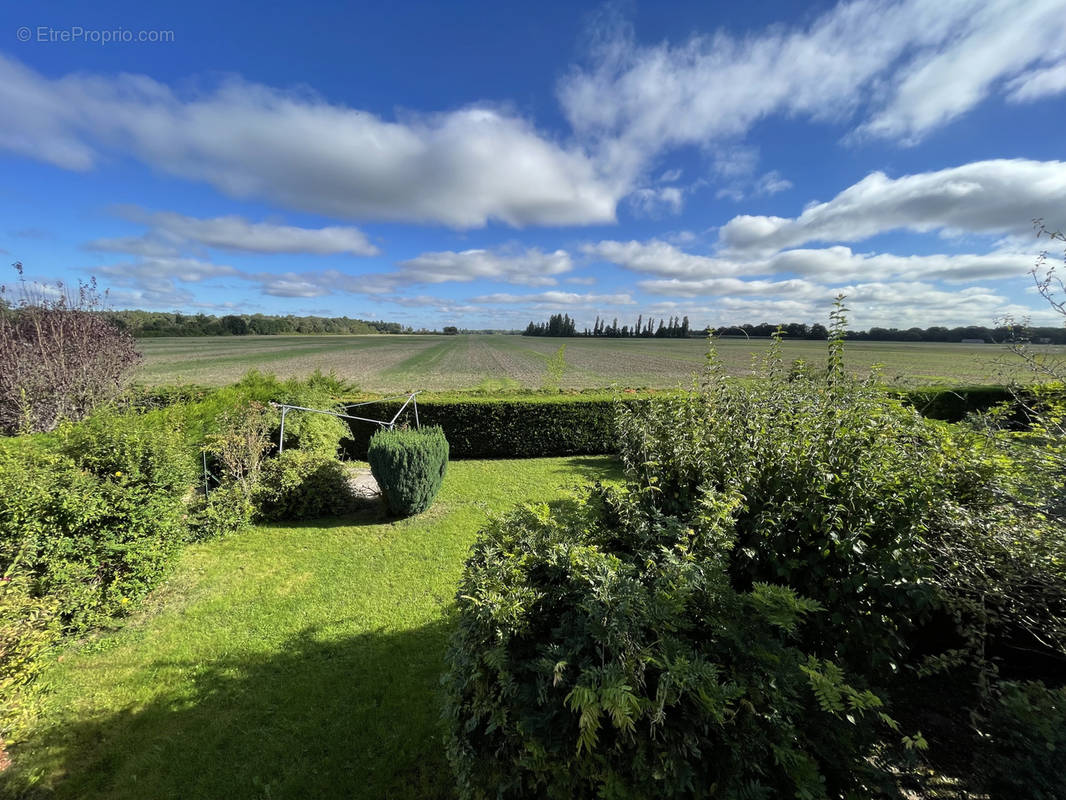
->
558, 455, 623, 483
4, 621, 457, 800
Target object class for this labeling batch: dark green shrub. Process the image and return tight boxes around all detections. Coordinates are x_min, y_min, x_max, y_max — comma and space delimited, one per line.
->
367, 426, 448, 516
444, 310, 1065, 798
981, 681, 1066, 799
443, 494, 894, 799
345, 394, 635, 458
342, 387, 1024, 460
253, 451, 358, 521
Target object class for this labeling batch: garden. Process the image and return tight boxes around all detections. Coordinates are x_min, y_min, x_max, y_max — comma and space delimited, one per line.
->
0, 283, 1064, 799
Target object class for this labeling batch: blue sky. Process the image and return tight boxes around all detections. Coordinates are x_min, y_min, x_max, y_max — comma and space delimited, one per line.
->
2, 0, 1066, 330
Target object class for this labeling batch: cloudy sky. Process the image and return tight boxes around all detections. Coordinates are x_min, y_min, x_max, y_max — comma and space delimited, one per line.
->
2, 0, 1066, 330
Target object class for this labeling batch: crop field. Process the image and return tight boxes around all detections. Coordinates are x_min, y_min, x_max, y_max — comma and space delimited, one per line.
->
134, 334, 1066, 390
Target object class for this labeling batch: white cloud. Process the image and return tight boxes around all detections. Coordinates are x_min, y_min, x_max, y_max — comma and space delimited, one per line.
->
396, 247, 573, 287
88, 210, 379, 256
559, 0, 1066, 170
471, 290, 635, 306
628, 185, 684, 216
857, 0, 1066, 142
719, 159, 1066, 253
589, 238, 1033, 285
0, 54, 619, 229
754, 171, 792, 196
584, 239, 744, 278
93, 256, 241, 307
1007, 62, 1066, 102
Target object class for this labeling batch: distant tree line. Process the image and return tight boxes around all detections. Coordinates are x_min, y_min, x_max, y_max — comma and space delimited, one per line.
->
522, 314, 1066, 344
718, 322, 1066, 343
99, 310, 407, 338
524, 313, 691, 338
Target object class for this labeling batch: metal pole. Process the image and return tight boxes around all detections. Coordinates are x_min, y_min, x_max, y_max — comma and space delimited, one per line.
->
413, 395, 419, 429
279, 407, 287, 453
203, 450, 210, 501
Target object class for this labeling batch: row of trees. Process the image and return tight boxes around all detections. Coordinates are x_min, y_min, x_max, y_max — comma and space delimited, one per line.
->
524, 314, 691, 338
522, 314, 1066, 344
101, 310, 406, 337
719, 322, 1066, 343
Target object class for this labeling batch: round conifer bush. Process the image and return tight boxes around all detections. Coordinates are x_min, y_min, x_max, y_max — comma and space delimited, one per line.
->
367, 425, 449, 516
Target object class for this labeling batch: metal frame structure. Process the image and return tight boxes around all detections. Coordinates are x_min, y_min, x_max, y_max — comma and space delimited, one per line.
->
269, 391, 420, 453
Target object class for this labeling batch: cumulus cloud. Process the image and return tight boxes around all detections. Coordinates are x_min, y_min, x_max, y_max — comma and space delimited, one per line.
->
88, 209, 379, 256
471, 290, 635, 306
719, 159, 1066, 253
92, 256, 242, 307
627, 185, 684, 216
583, 239, 745, 278
0, 54, 619, 229
589, 238, 1033, 286
396, 247, 572, 287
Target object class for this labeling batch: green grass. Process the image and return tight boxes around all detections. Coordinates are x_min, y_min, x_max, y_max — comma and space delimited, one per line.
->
134, 334, 1066, 390
3, 457, 622, 800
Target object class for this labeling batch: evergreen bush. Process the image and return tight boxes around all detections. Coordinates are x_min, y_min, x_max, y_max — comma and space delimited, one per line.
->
367, 426, 449, 516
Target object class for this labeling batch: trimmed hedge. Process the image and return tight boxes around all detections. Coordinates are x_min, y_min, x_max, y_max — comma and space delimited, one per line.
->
367, 426, 449, 516
897, 385, 1016, 421
343, 387, 1036, 459
346, 394, 646, 459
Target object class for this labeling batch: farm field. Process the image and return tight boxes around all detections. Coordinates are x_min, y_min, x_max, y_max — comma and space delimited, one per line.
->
135, 334, 1065, 390
2, 456, 622, 800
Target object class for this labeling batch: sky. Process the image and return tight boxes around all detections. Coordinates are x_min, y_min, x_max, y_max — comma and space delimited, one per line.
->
2, 0, 1066, 331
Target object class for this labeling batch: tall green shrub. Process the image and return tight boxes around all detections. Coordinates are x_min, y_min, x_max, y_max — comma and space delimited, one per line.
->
443, 495, 895, 799
367, 426, 448, 516
444, 305, 1066, 798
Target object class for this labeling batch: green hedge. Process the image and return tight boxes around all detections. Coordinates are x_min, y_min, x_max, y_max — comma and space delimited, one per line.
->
343, 387, 1033, 459
345, 394, 648, 459
896, 385, 1016, 421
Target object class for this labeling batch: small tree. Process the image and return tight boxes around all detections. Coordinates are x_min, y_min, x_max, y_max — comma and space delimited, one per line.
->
0, 263, 141, 434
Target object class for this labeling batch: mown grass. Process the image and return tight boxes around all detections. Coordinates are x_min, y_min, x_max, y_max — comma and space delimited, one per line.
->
134, 334, 1064, 390
3, 456, 622, 800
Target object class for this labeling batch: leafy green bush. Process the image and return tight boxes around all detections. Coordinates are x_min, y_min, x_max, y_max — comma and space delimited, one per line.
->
443, 495, 896, 799
444, 309, 1065, 797
191, 484, 255, 540
342, 387, 1028, 459
367, 426, 448, 516
59, 406, 196, 492
253, 451, 357, 521
0, 443, 188, 634
0, 410, 196, 715
185, 371, 352, 456
981, 681, 1066, 799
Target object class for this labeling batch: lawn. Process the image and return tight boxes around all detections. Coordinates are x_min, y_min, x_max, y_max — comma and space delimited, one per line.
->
3, 456, 622, 800
134, 333, 1064, 390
